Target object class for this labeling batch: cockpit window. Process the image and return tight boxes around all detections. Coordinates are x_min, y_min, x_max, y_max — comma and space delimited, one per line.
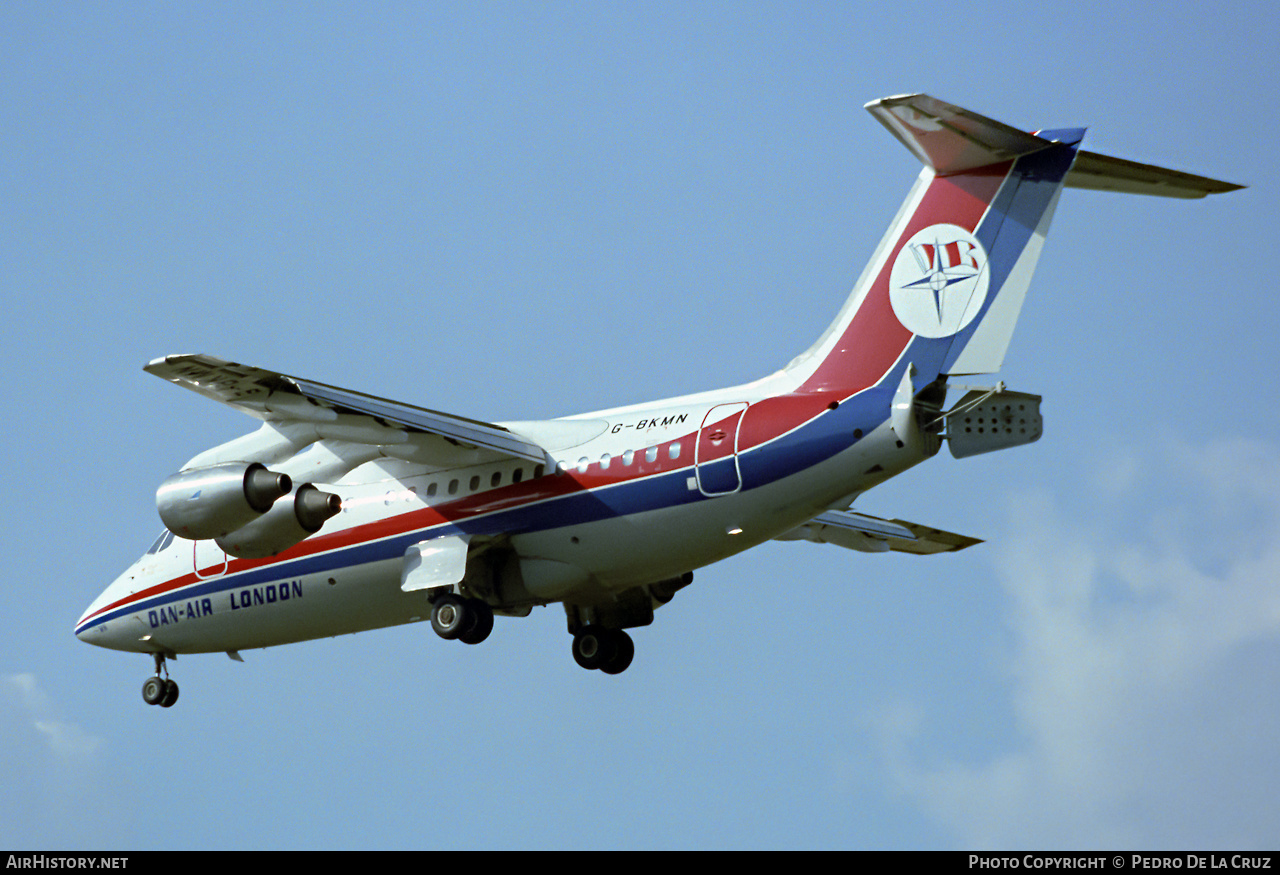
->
146, 530, 176, 555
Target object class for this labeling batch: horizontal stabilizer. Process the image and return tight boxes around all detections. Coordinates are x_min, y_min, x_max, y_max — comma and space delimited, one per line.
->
1065, 150, 1244, 199
775, 510, 981, 555
866, 94, 1056, 173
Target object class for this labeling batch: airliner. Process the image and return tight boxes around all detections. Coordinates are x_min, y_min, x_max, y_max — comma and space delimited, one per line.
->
74, 94, 1241, 707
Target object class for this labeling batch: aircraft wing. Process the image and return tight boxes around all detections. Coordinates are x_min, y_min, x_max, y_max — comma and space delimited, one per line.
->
145, 354, 547, 467
774, 510, 982, 555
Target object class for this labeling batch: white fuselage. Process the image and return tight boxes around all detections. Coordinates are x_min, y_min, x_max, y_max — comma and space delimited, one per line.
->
76, 380, 933, 657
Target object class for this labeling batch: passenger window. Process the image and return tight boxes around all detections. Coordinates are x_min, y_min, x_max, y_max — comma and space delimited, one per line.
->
622, 450, 634, 466
512, 468, 524, 484
645, 446, 658, 463
600, 453, 611, 470
448, 479, 459, 495
469, 475, 480, 491
427, 482, 438, 497
534, 464, 545, 479
491, 471, 502, 488
577, 457, 590, 474
669, 441, 681, 460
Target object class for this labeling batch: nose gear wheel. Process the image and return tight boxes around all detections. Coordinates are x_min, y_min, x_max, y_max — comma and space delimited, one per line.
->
142, 653, 180, 708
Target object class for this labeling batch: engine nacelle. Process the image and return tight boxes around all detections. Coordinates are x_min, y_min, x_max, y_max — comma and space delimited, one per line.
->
157, 463, 292, 540
216, 484, 342, 559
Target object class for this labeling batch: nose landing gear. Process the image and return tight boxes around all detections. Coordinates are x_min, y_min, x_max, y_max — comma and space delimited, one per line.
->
142, 653, 179, 708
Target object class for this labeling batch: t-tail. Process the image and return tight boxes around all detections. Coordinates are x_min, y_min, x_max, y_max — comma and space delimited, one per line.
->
783, 94, 1242, 400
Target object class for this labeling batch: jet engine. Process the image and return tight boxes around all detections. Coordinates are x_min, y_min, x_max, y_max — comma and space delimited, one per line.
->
157, 462, 292, 540
215, 484, 342, 559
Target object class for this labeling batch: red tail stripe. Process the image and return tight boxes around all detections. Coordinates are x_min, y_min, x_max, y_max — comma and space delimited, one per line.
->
799, 165, 1010, 393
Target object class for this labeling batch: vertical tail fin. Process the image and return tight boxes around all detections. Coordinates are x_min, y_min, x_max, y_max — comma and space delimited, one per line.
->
788, 95, 1081, 393
785, 94, 1240, 396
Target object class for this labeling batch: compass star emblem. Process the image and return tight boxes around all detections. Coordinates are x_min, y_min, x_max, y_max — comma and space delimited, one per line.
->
901, 236, 982, 318
888, 223, 990, 338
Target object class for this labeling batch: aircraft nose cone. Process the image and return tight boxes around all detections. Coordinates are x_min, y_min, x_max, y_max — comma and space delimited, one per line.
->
75, 610, 103, 647
79, 562, 146, 651
75, 610, 132, 651
76, 591, 129, 651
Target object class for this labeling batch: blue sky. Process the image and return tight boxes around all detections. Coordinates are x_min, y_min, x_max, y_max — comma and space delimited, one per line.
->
2, 2, 1276, 850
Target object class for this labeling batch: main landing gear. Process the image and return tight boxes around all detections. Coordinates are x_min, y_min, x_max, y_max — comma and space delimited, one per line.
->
430, 593, 494, 645
427, 592, 637, 674
141, 653, 179, 708
571, 626, 634, 675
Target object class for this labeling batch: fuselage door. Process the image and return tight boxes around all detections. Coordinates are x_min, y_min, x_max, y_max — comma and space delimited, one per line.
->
193, 539, 228, 579
695, 402, 749, 496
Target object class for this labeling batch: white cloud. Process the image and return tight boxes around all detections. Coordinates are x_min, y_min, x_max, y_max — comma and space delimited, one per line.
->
3, 673, 102, 764
0, 673, 111, 848
6, 672, 47, 711
878, 437, 1280, 849
33, 718, 104, 761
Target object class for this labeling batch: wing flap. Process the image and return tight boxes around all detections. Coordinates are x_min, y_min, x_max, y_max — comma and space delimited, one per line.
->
775, 510, 982, 556
288, 377, 544, 461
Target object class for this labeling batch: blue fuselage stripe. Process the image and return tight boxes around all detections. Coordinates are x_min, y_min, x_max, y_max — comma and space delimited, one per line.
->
79, 386, 896, 633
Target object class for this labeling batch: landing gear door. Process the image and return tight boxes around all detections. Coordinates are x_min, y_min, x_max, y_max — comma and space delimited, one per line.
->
695, 402, 749, 496
401, 535, 472, 593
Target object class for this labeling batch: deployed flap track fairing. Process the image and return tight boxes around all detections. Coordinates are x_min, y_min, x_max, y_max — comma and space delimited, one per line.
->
75, 94, 1242, 706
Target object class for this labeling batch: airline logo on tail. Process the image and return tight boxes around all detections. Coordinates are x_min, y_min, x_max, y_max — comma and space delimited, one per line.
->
889, 222, 990, 338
